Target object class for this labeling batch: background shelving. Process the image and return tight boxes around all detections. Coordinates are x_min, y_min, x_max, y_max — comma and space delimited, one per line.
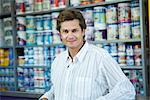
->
0, 0, 149, 98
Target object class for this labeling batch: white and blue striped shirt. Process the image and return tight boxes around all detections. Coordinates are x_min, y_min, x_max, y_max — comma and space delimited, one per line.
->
40, 42, 135, 100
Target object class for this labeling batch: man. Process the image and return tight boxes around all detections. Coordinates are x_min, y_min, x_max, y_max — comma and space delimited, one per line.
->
40, 8, 135, 100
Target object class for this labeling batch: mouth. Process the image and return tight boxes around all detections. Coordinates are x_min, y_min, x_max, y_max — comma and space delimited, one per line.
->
67, 40, 76, 42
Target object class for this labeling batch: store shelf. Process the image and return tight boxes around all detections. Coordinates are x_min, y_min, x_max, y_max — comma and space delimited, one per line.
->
0, 13, 11, 18
90, 39, 141, 44
0, 46, 13, 48
0, 66, 15, 68
72, 0, 131, 9
16, 43, 64, 48
0, 0, 148, 97
0, 74, 14, 76
15, 0, 132, 16
121, 66, 143, 70
16, 7, 66, 16
0, 91, 42, 99
17, 66, 50, 68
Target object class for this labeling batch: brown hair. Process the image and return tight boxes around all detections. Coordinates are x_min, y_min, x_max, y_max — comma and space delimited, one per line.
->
56, 8, 86, 32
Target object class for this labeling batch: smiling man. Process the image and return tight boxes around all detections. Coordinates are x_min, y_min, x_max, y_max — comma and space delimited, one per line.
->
40, 8, 136, 100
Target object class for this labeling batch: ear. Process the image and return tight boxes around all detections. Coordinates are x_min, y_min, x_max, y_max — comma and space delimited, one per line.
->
58, 32, 62, 41
82, 29, 85, 36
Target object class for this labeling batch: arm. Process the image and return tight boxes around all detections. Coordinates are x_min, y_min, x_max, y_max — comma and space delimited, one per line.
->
39, 86, 54, 100
96, 51, 136, 100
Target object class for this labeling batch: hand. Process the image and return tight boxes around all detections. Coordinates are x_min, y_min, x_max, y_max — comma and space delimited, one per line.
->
41, 98, 48, 100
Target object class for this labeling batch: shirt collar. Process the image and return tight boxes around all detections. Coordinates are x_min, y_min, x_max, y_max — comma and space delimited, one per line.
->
65, 42, 89, 63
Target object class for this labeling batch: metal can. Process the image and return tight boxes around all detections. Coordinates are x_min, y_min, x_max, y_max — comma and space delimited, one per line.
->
25, 0, 34, 13
131, 21, 140, 39
17, 31, 26, 45
118, 3, 131, 23
94, 30, 107, 41
43, 14, 51, 30
131, 1, 140, 21
43, 0, 51, 11
36, 15, 43, 31
118, 22, 131, 39
17, 17, 26, 31
94, 6, 106, 30
26, 16, 35, 30
26, 30, 35, 45
70, 0, 80, 6
106, 5, 118, 24
107, 24, 118, 40
35, 0, 43, 11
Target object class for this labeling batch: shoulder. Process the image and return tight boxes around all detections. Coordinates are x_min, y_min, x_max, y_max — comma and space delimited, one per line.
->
88, 43, 109, 57
53, 50, 67, 62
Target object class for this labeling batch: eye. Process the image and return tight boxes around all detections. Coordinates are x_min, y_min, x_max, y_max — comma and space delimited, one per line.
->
72, 29, 78, 33
62, 29, 69, 34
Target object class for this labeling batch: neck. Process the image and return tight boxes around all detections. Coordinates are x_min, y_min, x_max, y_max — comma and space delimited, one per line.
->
68, 41, 85, 58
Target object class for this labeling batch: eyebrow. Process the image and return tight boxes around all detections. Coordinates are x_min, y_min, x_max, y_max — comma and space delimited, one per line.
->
61, 28, 80, 31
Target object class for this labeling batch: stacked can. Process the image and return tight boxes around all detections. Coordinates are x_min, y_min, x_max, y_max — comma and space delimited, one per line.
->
51, 12, 59, 31
109, 43, 118, 61
106, 5, 118, 24
36, 15, 43, 31
106, 5, 118, 40
36, 31, 44, 45
26, 16, 35, 30
25, 0, 34, 13
43, 14, 51, 30
53, 32, 61, 44
51, 0, 66, 9
118, 22, 131, 39
118, 3, 131, 40
94, 6, 106, 30
107, 24, 118, 40
17, 17, 26, 45
131, 1, 140, 39
43, 0, 51, 11
118, 43, 126, 66
34, 0, 43, 11
0, 19, 4, 46
0, 49, 10, 66
0, 68, 15, 91
34, 68, 45, 88
118, 3, 131, 23
50, 47, 55, 62
94, 6, 107, 41
70, 0, 80, 7
93, 0, 104, 3
26, 16, 35, 45
126, 44, 134, 66
17, 67, 51, 93
123, 70, 144, 95
26, 30, 36, 45
43, 47, 51, 66
59, 0, 66, 8
44, 31, 53, 45
55, 45, 66, 57
133, 44, 142, 66
16, 0, 25, 14
51, 12, 60, 43
82, 8, 94, 41
3, 18, 13, 46
24, 47, 33, 66
80, 0, 91, 5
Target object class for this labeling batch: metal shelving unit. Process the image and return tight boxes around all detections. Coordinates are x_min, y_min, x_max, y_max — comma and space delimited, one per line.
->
0, 0, 149, 98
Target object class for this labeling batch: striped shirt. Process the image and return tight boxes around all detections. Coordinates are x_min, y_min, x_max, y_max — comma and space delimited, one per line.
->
40, 42, 135, 100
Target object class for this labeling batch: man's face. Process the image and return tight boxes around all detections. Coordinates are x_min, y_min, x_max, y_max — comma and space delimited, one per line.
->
60, 19, 85, 49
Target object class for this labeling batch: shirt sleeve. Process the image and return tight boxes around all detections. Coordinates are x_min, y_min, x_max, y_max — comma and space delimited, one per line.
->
39, 57, 57, 100
39, 85, 54, 100
96, 51, 136, 100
